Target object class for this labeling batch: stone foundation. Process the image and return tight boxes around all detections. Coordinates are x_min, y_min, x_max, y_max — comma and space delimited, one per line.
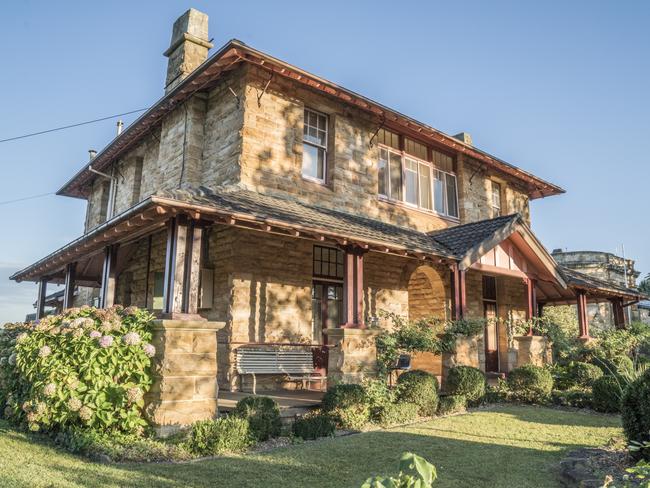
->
324, 328, 382, 385
146, 319, 225, 436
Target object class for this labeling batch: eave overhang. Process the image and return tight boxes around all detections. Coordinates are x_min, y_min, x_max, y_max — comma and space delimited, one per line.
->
57, 40, 565, 200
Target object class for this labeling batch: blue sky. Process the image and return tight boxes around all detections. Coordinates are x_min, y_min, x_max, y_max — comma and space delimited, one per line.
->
0, 0, 648, 323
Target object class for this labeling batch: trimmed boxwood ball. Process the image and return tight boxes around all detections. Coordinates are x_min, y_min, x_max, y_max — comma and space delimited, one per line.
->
292, 412, 336, 440
566, 361, 604, 388
445, 366, 486, 404
322, 384, 370, 430
507, 365, 554, 403
322, 384, 368, 411
592, 375, 622, 413
375, 402, 419, 427
396, 370, 439, 416
437, 395, 466, 416
622, 369, 650, 457
233, 396, 282, 441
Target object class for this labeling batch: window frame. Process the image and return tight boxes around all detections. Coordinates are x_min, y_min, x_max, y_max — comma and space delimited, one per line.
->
490, 180, 502, 217
302, 108, 329, 184
377, 139, 459, 220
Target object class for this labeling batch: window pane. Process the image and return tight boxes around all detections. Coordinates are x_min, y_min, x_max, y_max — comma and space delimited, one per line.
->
433, 171, 445, 213
378, 148, 388, 196
446, 173, 458, 217
491, 181, 501, 215
404, 159, 418, 205
389, 152, 402, 200
419, 163, 432, 210
302, 143, 324, 180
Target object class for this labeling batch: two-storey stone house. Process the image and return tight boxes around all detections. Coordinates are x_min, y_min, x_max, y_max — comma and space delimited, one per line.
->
11, 9, 645, 428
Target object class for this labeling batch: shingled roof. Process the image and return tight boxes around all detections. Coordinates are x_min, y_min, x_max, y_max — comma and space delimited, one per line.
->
154, 186, 456, 258
559, 266, 648, 300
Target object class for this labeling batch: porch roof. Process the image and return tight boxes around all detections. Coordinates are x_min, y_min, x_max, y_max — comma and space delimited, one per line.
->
558, 267, 648, 303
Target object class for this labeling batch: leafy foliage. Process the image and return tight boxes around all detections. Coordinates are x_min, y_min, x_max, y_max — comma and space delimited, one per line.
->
322, 383, 371, 430
396, 370, 439, 417
0, 306, 155, 434
550, 388, 592, 409
292, 411, 336, 440
556, 361, 603, 389
233, 396, 282, 441
55, 426, 191, 462
375, 312, 484, 373
507, 365, 554, 403
537, 306, 581, 362
183, 416, 252, 456
361, 452, 437, 488
436, 395, 466, 416
592, 375, 622, 413
622, 369, 650, 459
445, 366, 486, 404
374, 402, 419, 428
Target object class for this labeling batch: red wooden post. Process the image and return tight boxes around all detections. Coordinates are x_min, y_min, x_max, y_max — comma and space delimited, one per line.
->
577, 291, 590, 339
342, 248, 355, 326
451, 265, 466, 320
526, 278, 537, 335
355, 251, 365, 327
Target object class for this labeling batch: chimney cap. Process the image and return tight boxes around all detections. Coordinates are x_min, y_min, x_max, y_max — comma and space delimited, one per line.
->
453, 132, 472, 146
88, 149, 97, 160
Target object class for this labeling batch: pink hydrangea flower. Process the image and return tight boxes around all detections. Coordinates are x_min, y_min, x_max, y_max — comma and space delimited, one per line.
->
43, 383, 57, 397
89, 330, 101, 339
16, 332, 28, 343
126, 387, 143, 404
38, 345, 51, 358
142, 343, 156, 358
99, 335, 114, 348
67, 397, 82, 412
78, 406, 93, 422
122, 332, 141, 346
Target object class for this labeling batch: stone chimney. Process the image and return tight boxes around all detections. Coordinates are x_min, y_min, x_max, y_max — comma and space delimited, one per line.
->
453, 132, 473, 146
163, 9, 213, 93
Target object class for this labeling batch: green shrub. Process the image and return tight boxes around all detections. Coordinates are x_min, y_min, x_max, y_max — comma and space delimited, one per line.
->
621, 369, 650, 458
363, 378, 396, 413
484, 380, 510, 404
233, 396, 281, 441
592, 355, 634, 376
322, 384, 368, 411
0, 306, 155, 434
292, 411, 336, 440
330, 405, 370, 431
591, 375, 622, 413
550, 388, 592, 409
374, 402, 419, 428
507, 365, 553, 403
183, 416, 251, 456
396, 370, 439, 416
55, 427, 191, 463
437, 395, 466, 416
568, 361, 603, 388
445, 366, 485, 404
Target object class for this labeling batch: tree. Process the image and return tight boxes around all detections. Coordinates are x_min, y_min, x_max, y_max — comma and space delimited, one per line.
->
639, 273, 650, 295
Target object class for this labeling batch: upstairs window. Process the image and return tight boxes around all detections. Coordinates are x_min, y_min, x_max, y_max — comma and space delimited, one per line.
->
302, 108, 328, 182
491, 180, 502, 216
377, 130, 458, 218
313, 246, 344, 280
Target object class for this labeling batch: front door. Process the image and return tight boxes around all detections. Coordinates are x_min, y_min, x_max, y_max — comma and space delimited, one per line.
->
482, 275, 499, 372
311, 282, 343, 374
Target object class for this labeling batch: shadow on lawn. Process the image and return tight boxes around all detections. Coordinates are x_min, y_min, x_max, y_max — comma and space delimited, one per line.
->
15, 428, 602, 488
480, 404, 621, 429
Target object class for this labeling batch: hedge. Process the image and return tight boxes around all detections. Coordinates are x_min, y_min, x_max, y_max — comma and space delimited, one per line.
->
233, 396, 282, 441
445, 366, 486, 404
396, 370, 439, 416
507, 365, 553, 403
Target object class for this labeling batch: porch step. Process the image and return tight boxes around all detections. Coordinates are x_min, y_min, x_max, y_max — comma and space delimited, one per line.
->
485, 372, 506, 386
218, 389, 325, 419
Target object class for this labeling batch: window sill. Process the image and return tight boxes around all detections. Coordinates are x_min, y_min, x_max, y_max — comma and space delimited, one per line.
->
377, 195, 460, 223
301, 175, 332, 190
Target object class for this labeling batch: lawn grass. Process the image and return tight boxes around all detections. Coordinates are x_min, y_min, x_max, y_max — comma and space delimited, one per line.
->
0, 405, 621, 488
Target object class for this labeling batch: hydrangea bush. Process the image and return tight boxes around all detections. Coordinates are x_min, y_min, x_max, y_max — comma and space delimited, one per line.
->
0, 306, 156, 435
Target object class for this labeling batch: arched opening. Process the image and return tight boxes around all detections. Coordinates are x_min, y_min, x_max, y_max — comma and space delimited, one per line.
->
407, 265, 450, 322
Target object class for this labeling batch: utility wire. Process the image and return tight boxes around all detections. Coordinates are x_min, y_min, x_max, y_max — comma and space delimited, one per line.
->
0, 108, 148, 144
0, 192, 55, 206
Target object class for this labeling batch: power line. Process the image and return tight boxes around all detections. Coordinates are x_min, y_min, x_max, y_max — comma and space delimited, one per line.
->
0, 192, 55, 206
0, 108, 148, 144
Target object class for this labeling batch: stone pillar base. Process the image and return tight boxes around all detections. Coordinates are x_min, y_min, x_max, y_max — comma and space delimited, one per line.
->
324, 328, 382, 386
145, 319, 225, 437
442, 335, 481, 386
513, 335, 551, 368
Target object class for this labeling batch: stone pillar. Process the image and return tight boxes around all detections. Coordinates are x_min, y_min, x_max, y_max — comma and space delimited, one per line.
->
441, 335, 480, 385
146, 319, 225, 437
324, 328, 382, 385
99, 244, 118, 308
63, 262, 77, 310
513, 336, 550, 368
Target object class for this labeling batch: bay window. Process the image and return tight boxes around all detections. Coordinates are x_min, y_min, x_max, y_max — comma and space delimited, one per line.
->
377, 129, 459, 219
302, 108, 328, 182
